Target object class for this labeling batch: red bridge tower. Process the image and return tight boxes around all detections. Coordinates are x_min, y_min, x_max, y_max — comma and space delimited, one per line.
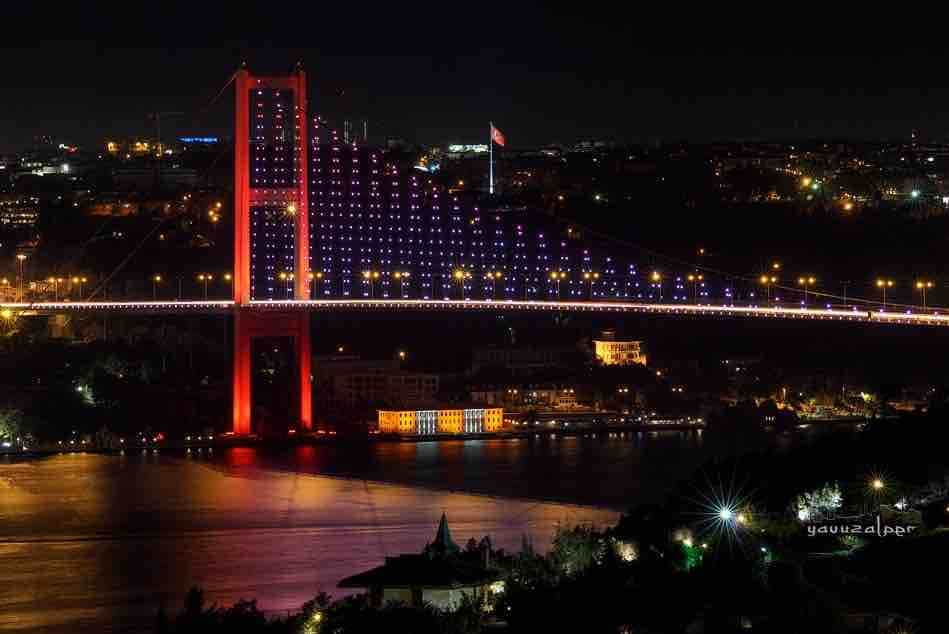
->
232, 66, 311, 434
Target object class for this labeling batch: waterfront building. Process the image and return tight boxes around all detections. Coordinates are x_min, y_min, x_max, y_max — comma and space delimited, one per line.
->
593, 329, 647, 366
339, 513, 501, 610
377, 405, 503, 435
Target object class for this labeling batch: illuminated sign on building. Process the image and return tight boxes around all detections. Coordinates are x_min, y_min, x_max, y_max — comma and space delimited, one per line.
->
594, 339, 647, 366
447, 144, 488, 154
178, 137, 220, 144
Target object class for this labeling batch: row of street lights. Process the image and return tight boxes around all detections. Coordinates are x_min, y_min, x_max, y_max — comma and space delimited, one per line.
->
150, 273, 233, 300
756, 267, 937, 310
144, 272, 949, 307
4, 250, 946, 307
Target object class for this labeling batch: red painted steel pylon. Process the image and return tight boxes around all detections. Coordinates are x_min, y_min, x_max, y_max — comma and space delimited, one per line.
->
232, 66, 311, 434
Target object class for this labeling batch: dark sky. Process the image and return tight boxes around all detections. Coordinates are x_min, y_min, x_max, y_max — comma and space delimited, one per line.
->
5, 5, 949, 152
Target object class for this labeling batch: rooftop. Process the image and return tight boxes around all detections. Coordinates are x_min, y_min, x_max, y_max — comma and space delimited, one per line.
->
338, 513, 499, 590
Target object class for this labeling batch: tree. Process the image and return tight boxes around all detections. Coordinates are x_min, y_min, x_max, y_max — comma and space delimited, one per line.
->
0, 408, 23, 441
550, 524, 604, 576
795, 482, 843, 522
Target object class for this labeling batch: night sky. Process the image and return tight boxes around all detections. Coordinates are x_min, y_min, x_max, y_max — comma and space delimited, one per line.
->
5, 6, 949, 152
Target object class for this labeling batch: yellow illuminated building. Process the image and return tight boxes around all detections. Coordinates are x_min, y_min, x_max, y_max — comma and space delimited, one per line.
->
378, 407, 503, 435
593, 330, 646, 366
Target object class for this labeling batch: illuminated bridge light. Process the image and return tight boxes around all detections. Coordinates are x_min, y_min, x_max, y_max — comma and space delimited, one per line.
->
0, 297, 908, 326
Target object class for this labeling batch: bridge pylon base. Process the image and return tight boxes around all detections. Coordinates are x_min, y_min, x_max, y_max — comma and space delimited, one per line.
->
232, 309, 311, 435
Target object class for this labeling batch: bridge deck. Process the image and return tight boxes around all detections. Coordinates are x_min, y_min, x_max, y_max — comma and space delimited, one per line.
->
1, 299, 948, 326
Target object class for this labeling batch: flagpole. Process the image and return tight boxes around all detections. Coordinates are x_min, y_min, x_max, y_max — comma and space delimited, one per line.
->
489, 121, 494, 195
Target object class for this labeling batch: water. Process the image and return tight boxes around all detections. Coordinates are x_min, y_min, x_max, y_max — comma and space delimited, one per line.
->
213, 432, 713, 508
0, 428, 835, 632
0, 450, 617, 633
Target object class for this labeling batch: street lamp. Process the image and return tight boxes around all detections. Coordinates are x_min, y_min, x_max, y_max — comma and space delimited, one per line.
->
453, 269, 470, 300
915, 280, 934, 310
278, 272, 294, 297
393, 271, 409, 297
308, 271, 323, 298
47, 277, 60, 301
650, 271, 662, 301
484, 271, 502, 299
15, 253, 27, 302
363, 270, 380, 298
71, 276, 88, 300
797, 276, 816, 306
759, 275, 778, 303
582, 271, 600, 300
197, 273, 213, 299
876, 278, 894, 310
549, 271, 567, 298
152, 274, 162, 300
686, 273, 704, 303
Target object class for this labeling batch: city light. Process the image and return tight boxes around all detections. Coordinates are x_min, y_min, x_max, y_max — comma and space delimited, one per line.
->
197, 273, 214, 299
797, 276, 816, 305
876, 278, 894, 310
7, 297, 949, 327
916, 280, 934, 309
759, 274, 778, 303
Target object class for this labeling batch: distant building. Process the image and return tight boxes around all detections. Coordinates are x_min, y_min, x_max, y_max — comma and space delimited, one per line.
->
339, 513, 501, 610
112, 166, 200, 190
0, 195, 40, 227
378, 406, 503, 435
471, 345, 581, 374
313, 357, 439, 408
445, 144, 489, 160
471, 384, 580, 410
593, 330, 646, 366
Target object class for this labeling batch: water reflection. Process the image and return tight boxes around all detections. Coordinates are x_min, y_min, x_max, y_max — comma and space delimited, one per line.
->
203, 431, 713, 508
0, 453, 616, 634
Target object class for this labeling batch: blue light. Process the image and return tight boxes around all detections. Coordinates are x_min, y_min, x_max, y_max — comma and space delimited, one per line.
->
179, 136, 219, 144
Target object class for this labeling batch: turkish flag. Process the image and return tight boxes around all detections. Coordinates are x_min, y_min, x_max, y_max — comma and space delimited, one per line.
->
491, 125, 506, 147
